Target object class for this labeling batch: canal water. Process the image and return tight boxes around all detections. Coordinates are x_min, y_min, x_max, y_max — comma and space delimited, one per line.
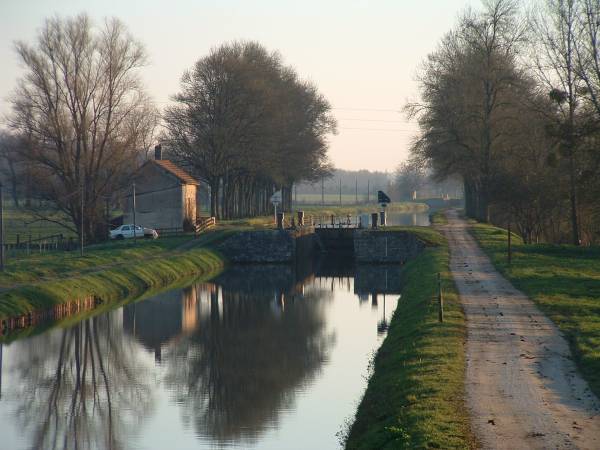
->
0, 261, 401, 450
387, 211, 430, 226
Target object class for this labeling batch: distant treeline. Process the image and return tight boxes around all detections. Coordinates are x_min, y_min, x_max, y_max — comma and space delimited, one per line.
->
295, 168, 463, 203
295, 169, 391, 200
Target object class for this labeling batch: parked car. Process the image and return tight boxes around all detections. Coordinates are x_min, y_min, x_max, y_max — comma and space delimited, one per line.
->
110, 224, 159, 240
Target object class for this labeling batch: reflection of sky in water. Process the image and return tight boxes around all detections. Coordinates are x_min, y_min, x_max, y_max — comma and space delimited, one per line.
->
386, 211, 430, 226
0, 267, 399, 450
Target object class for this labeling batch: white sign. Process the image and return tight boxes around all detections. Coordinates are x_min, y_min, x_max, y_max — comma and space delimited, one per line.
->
270, 190, 282, 205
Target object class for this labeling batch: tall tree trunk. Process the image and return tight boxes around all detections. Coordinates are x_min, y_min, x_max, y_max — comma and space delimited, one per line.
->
568, 149, 580, 244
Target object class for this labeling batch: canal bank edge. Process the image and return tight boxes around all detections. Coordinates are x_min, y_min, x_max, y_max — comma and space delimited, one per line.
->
345, 228, 475, 449
0, 246, 225, 335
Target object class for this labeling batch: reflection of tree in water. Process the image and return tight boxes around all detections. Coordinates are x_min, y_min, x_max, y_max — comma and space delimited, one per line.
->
164, 282, 335, 445
5, 312, 153, 450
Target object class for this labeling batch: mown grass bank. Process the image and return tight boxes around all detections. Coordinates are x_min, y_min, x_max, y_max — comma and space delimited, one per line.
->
346, 231, 474, 449
471, 223, 600, 396
0, 231, 233, 322
0, 230, 233, 289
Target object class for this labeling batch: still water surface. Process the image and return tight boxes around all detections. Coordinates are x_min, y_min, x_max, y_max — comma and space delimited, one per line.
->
0, 262, 400, 450
387, 211, 430, 226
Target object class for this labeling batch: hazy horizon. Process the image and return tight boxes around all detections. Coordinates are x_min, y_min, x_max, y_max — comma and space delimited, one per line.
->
0, 0, 476, 171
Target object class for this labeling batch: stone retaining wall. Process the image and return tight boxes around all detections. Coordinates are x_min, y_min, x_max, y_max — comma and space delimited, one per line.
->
218, 227, 427, 264
217, 226, 316, 263
354, 229, 426, 263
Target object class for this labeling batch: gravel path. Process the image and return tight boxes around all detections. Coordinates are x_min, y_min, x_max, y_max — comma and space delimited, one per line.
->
441, 210, 600, 450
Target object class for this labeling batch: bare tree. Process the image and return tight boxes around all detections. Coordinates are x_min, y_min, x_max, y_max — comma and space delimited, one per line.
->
574, 0, 600, 116
393, 160, 427, 200
8, 14, 157, 241
163, 41, 335, 219
0, 131, 25, 207
530, 0, 583, 244
408, 0, 526, 222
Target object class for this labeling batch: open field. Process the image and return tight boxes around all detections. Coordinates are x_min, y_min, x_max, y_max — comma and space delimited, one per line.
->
470, 222, 600, 397
346, 230, 473, 449
294, 193, 383, 205
300, 202, 428, 217
2, 206, 77, 242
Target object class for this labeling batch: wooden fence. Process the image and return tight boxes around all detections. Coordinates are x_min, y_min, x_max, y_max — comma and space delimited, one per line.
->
2, 233, 79, 257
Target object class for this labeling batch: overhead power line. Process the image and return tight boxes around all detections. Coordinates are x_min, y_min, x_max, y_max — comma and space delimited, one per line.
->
339, 127, 418, 133
338, 118, 411, 124
332, 107, 401, 112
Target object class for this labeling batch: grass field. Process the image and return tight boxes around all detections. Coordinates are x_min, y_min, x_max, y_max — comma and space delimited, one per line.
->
2, 206, 77, 242
300, 202, 428, 217
346, 230, 473, 449
294, 193, 382, 204
471, 222, 600, 397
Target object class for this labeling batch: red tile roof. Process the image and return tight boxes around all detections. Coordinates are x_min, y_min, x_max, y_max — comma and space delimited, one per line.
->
152, 160, 199, 185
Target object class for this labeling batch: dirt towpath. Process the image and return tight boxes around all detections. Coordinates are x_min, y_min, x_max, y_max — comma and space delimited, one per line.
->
440, 210, 600, 449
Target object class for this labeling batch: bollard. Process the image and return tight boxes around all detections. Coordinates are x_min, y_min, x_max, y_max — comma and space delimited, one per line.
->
276, 212, 285, 229
330, 215, 335, 227
438, 272, 444, 323
371, 213, 378, 229
297, 210, 304, 226
380, 210, 387, 227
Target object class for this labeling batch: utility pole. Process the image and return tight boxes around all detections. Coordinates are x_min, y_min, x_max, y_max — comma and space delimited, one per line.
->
507, 216, 512, 265
133, 182, 137, 245
339, 179, 342, 205
355, 178, 358, 204
321, 177, 324, 206
367, 180, 370, 203
105, 196, 110, 239
80, 178, 84, 257
0, 182, 4, 271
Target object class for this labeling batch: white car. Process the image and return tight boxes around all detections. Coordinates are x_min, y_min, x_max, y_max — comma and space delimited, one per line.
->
110, 224, 159, 240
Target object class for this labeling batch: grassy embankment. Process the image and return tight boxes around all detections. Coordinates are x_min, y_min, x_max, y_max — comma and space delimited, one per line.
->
346, 225, 474, 449
0, 230, 235, 322
470, 222, 600, 396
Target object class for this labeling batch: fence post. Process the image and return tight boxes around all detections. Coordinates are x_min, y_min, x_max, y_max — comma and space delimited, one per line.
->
438, 273, 444, 323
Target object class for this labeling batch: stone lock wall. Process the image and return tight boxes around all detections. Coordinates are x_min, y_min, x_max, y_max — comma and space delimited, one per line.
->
218, 227, 426, 264
217, 226, 316, 263
353, 230, 426, 263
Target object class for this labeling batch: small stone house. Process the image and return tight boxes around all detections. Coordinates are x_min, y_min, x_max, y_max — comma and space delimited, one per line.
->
124, 159, 199, 230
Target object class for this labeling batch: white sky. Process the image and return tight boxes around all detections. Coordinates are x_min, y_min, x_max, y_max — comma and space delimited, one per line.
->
0, 0, 476, 171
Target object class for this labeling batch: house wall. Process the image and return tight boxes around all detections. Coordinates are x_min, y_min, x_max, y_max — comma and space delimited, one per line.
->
182, 184, 197, 226
124, 163, 184, 229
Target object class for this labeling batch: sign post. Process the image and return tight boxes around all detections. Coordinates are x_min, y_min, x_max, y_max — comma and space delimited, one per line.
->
378, 190, 391, 227
270, 190, 282, 227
